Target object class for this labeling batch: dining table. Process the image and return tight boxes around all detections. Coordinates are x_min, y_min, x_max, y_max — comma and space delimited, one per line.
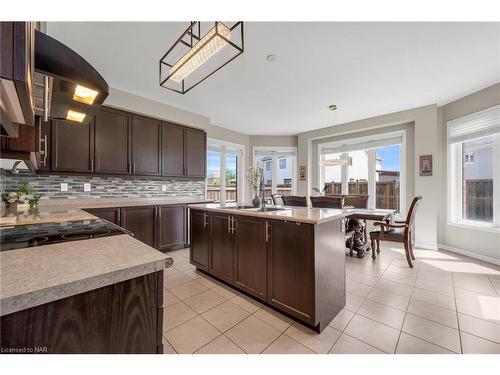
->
344, 208, 396, 258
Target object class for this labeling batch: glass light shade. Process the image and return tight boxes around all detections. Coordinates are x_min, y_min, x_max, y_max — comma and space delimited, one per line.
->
66, 110, 86, 123
73, 85, 99, 105
170, 23, 230, 82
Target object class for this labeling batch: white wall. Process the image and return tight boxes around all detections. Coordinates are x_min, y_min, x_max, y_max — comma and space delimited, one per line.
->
438, 83, 500, 263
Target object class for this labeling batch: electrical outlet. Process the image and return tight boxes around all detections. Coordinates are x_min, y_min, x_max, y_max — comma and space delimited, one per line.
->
161, 185, 167, 192
84, 183, 91, 192
60, 183, 68, 192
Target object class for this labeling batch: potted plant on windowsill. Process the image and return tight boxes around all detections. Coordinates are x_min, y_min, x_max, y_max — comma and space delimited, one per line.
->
5, 183, 41, 214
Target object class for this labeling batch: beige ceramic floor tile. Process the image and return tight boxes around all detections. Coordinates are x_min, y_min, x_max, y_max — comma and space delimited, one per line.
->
328, 308, 355, 331
453, 274, 497, 296
460, 332, 500, 354
344, 314, 400, 353
165, 272, 197, 289
458, 313, 500, 343
329, 334, 383, 354
201, 300, 251, 332
408, 299, 458, 328
195, 335, 245, 354
230, 294, 264, 313
164, 289, 180, 307
376, 279, 413, 297
381, 270, 417, 286
366, 287, 410, 311
284, 323, 341, 354
346, 280, 373, 298
196, 275, 221, 289
411, 287, 456, 311
345, 292, 365, 312
253, 306, 294, 332
225, 315, 281, 353
169, 279, 208, 300
455, 292, 500, 323
183, 289, 227, 314
211, 284, 240, 299
182, 268, 203, 280
402, 313, 460, 353
357, 299, 406, 329
346, 271, 381, 286
165, 316, 221, 354
414, 278, 454, 297
162, 336, 177, 354
163, 301, 198, 332
396, 333, 455, 354
263, 334, 314, 354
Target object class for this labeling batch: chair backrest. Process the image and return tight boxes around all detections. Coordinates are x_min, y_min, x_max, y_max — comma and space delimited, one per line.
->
344, 194, 368, 208
310, 195, 343, 209
405, 196, 423, 227
282, 195, 308, 207
272, 194, 284, 205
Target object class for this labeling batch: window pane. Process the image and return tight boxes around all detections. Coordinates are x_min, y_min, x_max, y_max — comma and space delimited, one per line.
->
462, 136, 493, 222
277, 156, 293, 197
323, 152, 343, 194
207, 151, 221, 203
226, 153, 238, 203
347, 150, 369, 196
375, 145, 400, 212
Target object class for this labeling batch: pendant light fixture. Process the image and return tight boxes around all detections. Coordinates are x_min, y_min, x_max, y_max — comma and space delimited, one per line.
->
160, 22, 244, 94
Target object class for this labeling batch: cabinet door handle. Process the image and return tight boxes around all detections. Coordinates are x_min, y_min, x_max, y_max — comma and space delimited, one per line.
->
231, 217, 236, 233
265, 222, 271, 242
117, 209, 121, 224
133, 162, 136, 174
203, 213, 208, 228
158, 208, 162, 219
228, 216, 231, 234
43, 75, 49, 122
90, 159, 94, 172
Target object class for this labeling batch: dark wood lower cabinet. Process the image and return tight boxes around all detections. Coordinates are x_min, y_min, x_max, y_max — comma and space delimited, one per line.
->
157, 205, 186, 251
121, 206, 156, 248
189, 209, 346, 332
0, 271, 164, 354
209, 213, 234, 284
233, 216, 267, 300
84, 207, 121, 226
267, 220, 315, 324
190, 210, 210, 271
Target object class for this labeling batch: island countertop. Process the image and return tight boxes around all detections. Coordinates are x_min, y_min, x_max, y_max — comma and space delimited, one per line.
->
188, 203, 347, 224
0, 234, 169, 316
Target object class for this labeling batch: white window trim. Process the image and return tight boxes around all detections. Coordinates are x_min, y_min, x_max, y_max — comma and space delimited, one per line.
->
447, 130, 500, 232
318, 130, 406, 216
252, 146, 297, 196
207, 138, 245, 205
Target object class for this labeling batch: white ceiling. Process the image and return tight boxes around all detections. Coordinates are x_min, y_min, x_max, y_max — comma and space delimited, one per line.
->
47, 22, 500, 135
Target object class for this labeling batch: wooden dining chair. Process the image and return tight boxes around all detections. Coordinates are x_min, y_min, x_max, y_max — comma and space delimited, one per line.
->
369, 196, 423, 268
272, 194, 284, 205
282, 195, 308, 207
310, 195, 343, 209
344, 194, 369, 241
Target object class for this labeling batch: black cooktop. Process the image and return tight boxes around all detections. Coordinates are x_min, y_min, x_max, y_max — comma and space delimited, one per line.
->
0, 219, 132, 252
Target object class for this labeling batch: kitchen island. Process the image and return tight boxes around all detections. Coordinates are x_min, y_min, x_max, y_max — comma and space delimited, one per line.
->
0, 205, 170, 354
188, 203, 347, 332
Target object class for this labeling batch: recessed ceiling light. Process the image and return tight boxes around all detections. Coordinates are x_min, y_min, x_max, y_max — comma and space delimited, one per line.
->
266, 54, 276, 62
329, 104, 338, 111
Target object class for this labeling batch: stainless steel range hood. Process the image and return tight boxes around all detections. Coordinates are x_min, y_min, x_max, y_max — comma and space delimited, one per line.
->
34, 30, 109, 124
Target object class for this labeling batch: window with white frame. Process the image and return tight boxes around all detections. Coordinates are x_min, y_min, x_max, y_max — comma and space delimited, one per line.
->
448, 105, 500, 229
253, 147, 297, 203
318, 131, 406, 213
207, 140, 245, 204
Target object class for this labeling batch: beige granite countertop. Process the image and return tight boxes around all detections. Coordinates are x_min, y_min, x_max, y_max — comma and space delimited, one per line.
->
188, 203, 346, 224
0, 234, 168, 316
1, 196, 211, 227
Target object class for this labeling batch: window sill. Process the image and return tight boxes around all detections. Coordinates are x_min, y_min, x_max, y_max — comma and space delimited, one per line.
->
447, 220, 500, 234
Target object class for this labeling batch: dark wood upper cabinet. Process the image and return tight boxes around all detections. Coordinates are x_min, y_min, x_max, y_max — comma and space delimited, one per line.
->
267, 220, 315, 324
209, 213, 234, 284
185, 128, 206, 178
51, 118, 94, 173
190, 210, 210, 271
94, 107, 130, 174
157, 204, 186, 251
131, 115, 161, 176
0, 22, 36, 131
161, 122, 185, 177
121, 206, 156, 248
233, 216, 267, 301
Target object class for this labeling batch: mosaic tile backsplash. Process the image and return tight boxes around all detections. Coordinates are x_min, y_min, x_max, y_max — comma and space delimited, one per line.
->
1, 173, 205, 200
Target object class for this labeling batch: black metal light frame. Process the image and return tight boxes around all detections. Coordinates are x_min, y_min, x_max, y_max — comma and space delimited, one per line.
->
159, 21, 244, 94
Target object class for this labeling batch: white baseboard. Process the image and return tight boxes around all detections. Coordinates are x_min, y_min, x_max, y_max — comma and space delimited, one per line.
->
414, 242, 438, 251
438, 244, 500, 266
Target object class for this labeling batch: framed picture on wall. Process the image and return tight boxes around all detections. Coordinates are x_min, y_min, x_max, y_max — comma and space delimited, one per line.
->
419, 155, 433, 176
299, 166, 306, 181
